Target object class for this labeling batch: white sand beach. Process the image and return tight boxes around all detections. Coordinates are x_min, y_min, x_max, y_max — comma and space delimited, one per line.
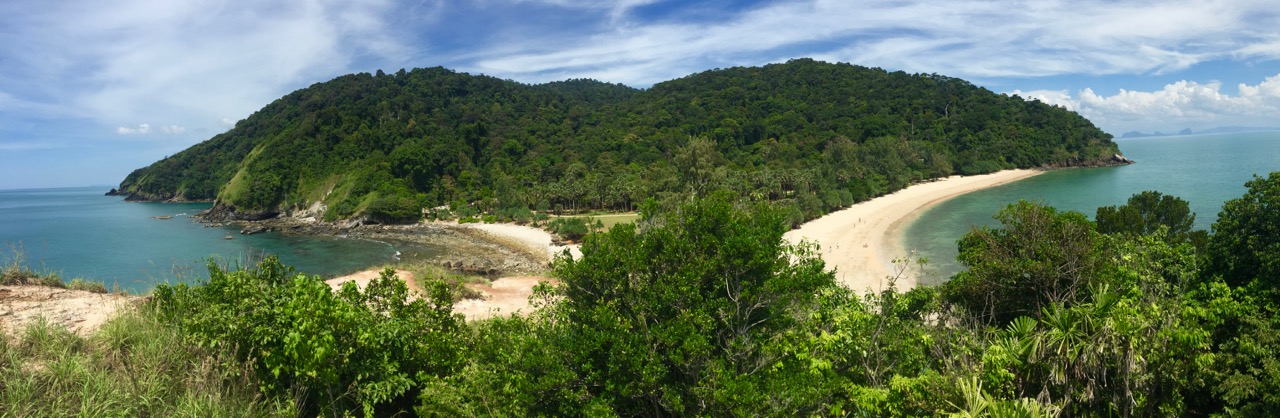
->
783, 169, 1042, 293
454, 222, 582, 262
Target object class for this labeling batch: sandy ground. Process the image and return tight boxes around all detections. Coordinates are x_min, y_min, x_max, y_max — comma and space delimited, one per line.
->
784, 169, 1042, 293
453, 223, 582, 261
326, 268, 555, 321
325, 269, 419, 296
0, 286, 142, 337
453, 276, 558, 321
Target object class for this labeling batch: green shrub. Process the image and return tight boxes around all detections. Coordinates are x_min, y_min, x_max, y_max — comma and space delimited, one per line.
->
148, 258, 465, 417
547, 217, 591, 241
367, 195, 421, 224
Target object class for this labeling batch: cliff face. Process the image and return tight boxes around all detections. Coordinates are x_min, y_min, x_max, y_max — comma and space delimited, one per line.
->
115, 59, 1121, 223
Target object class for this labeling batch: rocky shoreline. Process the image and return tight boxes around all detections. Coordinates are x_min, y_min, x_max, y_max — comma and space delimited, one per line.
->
1039, 153, 1135, 169
196, 213, 553, 278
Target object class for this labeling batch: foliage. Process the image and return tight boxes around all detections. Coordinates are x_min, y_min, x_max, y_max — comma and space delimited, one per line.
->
545, 217, 592, 241
945, 200, 1111, 325
149, 257, 465, 417
115, 59, 1119, 223
540, 195, 840, 415
1096, 190, 1199, 244
1206, 172, 1280, 293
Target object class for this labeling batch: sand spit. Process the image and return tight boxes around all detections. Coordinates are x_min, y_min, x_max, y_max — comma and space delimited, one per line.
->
783, 169, 1042, 293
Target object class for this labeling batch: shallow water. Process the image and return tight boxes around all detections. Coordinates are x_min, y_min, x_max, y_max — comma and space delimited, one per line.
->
0, 188, 397, 293
904, 131, 1280, 284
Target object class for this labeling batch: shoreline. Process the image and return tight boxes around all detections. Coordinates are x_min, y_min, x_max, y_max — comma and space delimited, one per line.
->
216, 169, 1041, 303
783, 169, 1042, 293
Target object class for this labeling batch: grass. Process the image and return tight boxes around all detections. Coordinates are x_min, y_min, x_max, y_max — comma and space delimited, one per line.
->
549, 212, 641, 230
2, 243, 109, 293
1, 308, 293, 417
584, 212, 641, 230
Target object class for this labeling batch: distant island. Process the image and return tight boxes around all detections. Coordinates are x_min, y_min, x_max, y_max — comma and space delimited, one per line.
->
112, 59, 1125, 225
1121, 125, 1280, 138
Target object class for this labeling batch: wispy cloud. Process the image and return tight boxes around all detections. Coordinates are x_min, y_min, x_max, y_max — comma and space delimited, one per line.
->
1, 0, 407, 137
464, 0, 1280, 85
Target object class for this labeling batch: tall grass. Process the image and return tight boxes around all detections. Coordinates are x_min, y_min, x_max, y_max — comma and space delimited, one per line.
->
0, 308, 294, 417
2, 243, 109, 293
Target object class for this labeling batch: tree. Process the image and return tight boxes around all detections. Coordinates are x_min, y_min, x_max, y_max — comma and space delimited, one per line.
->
1096, 190, 1197, 243
945, 200, 1110, 325
548, 195, 838, 415
1205, 172, 1280, 293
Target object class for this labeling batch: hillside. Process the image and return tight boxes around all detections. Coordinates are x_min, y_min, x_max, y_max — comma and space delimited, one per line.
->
112, 59, 1122, 223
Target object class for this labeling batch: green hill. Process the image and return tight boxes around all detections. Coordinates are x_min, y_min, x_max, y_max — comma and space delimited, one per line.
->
113, 59, 1122, 223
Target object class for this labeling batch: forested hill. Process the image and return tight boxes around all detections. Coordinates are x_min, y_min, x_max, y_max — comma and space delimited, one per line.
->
113, 59, 1122, 223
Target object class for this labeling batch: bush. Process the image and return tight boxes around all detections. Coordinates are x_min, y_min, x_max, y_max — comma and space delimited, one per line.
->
547, 217, 590, 241
367, 195, 421, 224
546, 196, 840, 415
149, 257, 465, 416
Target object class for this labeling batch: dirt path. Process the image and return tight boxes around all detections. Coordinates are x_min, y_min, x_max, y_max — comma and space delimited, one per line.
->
0, 286, 142, 337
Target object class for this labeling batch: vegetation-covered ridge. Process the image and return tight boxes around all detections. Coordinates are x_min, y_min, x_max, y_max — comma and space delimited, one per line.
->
114, 58, 1122, 223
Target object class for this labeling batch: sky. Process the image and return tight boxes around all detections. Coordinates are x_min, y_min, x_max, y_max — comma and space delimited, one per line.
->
2, 0, 1279, 190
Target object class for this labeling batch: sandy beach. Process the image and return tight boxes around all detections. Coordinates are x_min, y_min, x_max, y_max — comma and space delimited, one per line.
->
783, 169, 1042, 293
453, 223, 582, 262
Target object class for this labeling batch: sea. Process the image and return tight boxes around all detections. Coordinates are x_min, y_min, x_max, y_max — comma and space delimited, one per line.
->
905, 130, 1280, 285
0, 190, 396, 293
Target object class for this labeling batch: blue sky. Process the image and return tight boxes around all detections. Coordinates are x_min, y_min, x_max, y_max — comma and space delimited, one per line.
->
2, 0, 1279, 190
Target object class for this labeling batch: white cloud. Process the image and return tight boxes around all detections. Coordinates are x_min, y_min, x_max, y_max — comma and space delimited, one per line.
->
117, 124, 151, 135
1011, 73, 1280, 133
117, 123, 185, 135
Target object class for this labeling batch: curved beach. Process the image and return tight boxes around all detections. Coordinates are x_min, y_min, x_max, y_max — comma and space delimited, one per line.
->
783, 169, 1042, 293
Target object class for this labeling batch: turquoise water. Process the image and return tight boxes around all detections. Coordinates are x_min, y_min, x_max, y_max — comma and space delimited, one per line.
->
0, 188, 396, 293
905, 131, 1280, 285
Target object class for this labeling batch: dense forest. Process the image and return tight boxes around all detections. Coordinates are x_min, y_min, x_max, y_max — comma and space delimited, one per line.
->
11, 173, 1280, 416
112, 59, 1121, 224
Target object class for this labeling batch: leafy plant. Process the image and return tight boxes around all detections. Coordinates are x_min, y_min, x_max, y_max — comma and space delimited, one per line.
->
149, 257, 464, 416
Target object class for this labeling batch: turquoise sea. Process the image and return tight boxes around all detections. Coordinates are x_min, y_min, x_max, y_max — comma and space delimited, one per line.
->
905, 131, 1280, 284
0, 189, 396, 293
